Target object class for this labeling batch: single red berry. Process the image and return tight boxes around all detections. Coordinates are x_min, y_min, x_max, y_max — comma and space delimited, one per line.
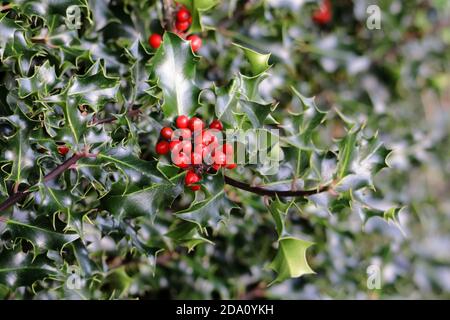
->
177, 8, 191, 22
211, 163, 221, 171
173, 152, 190, 169
175, 20, 190, 32
176, 115, 189, 129
187, 35, 202, 52
160, 127, 173, 140
213, 150, 227, 166
190, 185, 201, 191
201, 129, 219, 146
185, 170, 201, 185
312, 0, 332, 25
171, 140, 192, 156
156, 141, 170, 155
149, 34, 162, 49
169, 140, 181, 150
189, 117, 204, 132
57, 145, 70, 156
226, 163, 237, 169
209, 119, 223, 131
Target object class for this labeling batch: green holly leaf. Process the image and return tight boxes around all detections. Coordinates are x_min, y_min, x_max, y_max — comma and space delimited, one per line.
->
0, 118, 35, 188
335, 130, 390, 191
17, 61, 60, 98
234, 43, 271, 76
151, 32, 200, 118
269, 236, 315, 285
0, 249, 56, 289
4, 219, 79, 255
45, 61, 120, 112
176, 174, 237, 227
166, 221, 213, 252
102, 182, 183, 220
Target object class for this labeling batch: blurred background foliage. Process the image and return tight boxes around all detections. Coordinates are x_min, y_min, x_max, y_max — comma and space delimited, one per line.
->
0, 0, 449, 299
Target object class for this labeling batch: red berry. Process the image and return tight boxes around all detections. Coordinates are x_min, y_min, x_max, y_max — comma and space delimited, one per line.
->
213, 150, 227, 166
187, 35, 202, 52
57, 145, 70, 156
188, 117, 204, 132
176, 8, 191, 22
201, 129, 219, 146
156, 141, 170, 155
149, 34, 162, 49
185, 170, 201, 185
313, 0, 332, 25
169, 140, 181, 150
172, 128, 192, 141
171, 140, 192, 156
160, 127, 173, 140
173, 152, 190, 169
209, 119, 223, 131
226, 163, 237, 169
211, 163, 221, 171
189, 185, 201, 191
175, 20, 190, 32
176, 115, 189, 129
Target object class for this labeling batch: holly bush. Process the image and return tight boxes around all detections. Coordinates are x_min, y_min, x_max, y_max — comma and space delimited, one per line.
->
0, 0, 449, 299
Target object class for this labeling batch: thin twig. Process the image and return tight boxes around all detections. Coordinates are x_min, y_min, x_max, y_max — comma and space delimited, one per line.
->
0, 152, 87, 213
224, 175, 331, 198
161, 0, 175, 32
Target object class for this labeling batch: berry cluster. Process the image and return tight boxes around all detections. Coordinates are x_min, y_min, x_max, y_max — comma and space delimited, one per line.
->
312, 0, 332, 25
148, 5, 202, 53
155, 116, 236, 191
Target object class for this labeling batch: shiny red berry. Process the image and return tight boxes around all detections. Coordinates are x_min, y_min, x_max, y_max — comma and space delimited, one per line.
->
313, 0, 332, 25
176, 115, 189, 129
149, 34, 162, 49
156, 141, 170, 155
185, 170, 201, 185
169, 140, 181, 150
177, 8, 191, 22
57, 145, 70, 156
189, 117, 204, 132
189, 185, 201, 191
213, 150, 227, 166
209, 120, 223, 131
201, 130, 219, 146
173, 152, 190, 169
226, 163, 237, 169
175, 20, 190, 32
160, 127, 173, 140
171, 140, 192, 155
187, 35, 202, 52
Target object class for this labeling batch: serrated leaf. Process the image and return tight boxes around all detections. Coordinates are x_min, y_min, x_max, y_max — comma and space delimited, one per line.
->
269, 236, 315, 285
45, 61, 119, 112
176, 174, 237, 227
102, 182, 182, 220
152, 33, 200, 118
0, 249, 56, 289
335, 131, 390, 191
5, 219, 79, 254
17, 61, 60, 98
234, 43, 271, 76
